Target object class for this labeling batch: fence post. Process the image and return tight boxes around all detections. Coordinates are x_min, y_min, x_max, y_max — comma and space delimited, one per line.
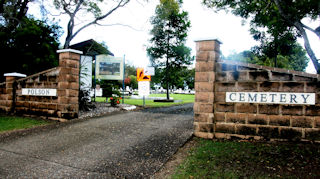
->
4, 73, 26, 113
193, 38, 221, 139
56, 49, 83, 119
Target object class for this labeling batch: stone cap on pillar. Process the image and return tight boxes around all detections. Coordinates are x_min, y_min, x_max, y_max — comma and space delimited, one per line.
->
194, 37, 222, 44
4, 72, 27, 77
56, 49, 83, 55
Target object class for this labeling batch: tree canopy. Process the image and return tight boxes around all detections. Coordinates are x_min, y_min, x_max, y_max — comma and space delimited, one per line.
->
147, 0, 192, 99
203, 0, 320, 73
225, 42, 309, 72
0, 15, 61, 81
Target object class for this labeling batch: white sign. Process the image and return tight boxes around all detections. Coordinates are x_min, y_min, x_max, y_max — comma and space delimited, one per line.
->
22, 88, 57, 96
80, 55, 92, 89
226, 92, 315, 105
138, 81, 150, 96
144, 67, 155, 76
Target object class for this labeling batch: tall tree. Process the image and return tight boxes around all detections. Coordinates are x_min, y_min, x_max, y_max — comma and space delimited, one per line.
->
50, 0, 130, 48
225, 43, 309, 72
203, 0, 320, 73
147, 0, 192, 100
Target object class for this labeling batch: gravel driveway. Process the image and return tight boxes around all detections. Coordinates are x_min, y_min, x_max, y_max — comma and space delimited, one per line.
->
0, 103, 194, 178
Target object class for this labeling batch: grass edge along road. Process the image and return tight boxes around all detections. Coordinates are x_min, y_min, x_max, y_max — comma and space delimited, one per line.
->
171, 138, 320, 179
95, 94, 195, 107
0, 116, 52, 133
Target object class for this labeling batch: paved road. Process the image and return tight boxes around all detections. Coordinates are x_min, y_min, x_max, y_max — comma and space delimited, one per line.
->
0, 104, 193, 178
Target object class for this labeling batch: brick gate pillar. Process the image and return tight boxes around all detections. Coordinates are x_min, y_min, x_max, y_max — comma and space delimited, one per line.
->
4, 73, 26, 113
56, 49, 83, 119
194, 39, 221, 139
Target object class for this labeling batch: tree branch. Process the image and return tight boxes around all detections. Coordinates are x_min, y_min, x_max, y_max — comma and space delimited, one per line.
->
70, 0, 130, 41
96, 22, 143, 31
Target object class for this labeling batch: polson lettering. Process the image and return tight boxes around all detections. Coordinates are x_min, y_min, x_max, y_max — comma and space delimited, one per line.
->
226, 92, 315, 105
22, 88, 57, 97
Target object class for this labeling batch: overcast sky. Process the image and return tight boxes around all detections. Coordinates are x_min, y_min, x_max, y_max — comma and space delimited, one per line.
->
29, 0, 319, 73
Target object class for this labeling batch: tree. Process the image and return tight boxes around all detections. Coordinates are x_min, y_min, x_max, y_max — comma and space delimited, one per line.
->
225, 43, 309, 72
147, 0, 192, 100
203, 0, 320, 73
0, 0, 30, 31
0, 16, 61, 81
51, 0, 130, 48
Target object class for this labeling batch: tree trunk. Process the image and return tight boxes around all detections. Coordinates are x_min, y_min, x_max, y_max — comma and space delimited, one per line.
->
294, 22, 320, 73
63, 18, 74, 49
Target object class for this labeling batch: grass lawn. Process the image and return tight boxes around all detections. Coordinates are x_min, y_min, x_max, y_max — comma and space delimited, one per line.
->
94, 93, 195, 107
172, 138, 320, 178
0, 116, 51, 133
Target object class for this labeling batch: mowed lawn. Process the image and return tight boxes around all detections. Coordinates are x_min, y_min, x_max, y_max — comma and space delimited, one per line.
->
0, 116, 51, 133
172, 138, 320, 178
95, 93, 195, 107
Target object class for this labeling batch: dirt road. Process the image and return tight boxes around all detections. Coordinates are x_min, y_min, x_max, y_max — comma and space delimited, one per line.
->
0, 104, 193, 178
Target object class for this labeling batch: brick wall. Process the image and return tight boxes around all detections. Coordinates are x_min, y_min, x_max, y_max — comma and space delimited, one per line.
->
194, 39, 320, 142
0, 49, 82, 121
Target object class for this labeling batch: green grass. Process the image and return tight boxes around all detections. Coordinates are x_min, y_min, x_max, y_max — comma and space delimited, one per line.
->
94, 94, 195, 107
0, 116, 51, 132
172, 138, 320, 178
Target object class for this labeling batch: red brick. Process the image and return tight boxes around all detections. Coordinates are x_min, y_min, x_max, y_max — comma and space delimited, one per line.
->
281, 82, 304, 92
196, 40, 220, 52
226, 113, 246, 124
69, 97, 78, 104
259, 104, 279, 115
271, 72, 292, 81
47, 104, 57, 110
236, 124, 257, 135
195, 72, 215, 82
258, 126, 279, 139
198, 103, 214, 113
194, 113, 214, 123
67, 89, 78, 97
215, 72, 228, 82
305, 82, 320, 93
305, 128, 320, 141
70, 82, 79, 89
195, 61, 214, 72
237, 82, 258, 91
214, 92, 225, 102
236, 103, 257, 113
315, 117, 320, 128
248, 71, 269, 81
58, 82, 69, 89
198, 123, 214, 133
196, 51, 210, 61
214, 112, 225, 122
195, 92, 214, 103
305, 105, 320, 116
247, 114, 268, 125
279, 127, 302, 141
66, 60, 79, 68
291, 116, 313, 128
195, 82, 214, 92
215, 83, 236, 92
294, 75, 314, 82
269, 115, 290, 126
215, 123, 235, 134
216, 103, 234, 112
193, 103, 200, 113
282, 105, 303, 116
